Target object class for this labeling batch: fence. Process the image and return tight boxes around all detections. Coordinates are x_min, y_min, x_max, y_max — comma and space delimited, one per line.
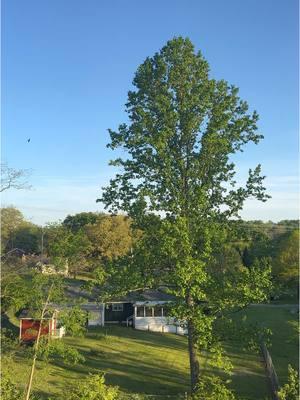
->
260, 341, 280, 400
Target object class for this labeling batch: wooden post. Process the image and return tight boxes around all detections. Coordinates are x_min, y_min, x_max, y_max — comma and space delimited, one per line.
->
19, 319, 22, 342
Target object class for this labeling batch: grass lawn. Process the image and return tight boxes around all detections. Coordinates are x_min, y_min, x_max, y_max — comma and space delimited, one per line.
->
241, 305, 299, 385
2, 305, 297, 400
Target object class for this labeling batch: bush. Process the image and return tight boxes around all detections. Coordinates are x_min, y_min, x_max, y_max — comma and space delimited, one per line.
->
278, 365, 299, 400
191, 376, 235, 400
1, 372, 23, 400
63, 373, 120, 400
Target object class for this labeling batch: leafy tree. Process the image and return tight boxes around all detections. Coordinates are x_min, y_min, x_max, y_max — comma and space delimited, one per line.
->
1, 207, 41, 255
191, 375, 235, 400
1, 271, 29, 312
46, 224, 92, 278
85, 215, 136, 262
273, 230, 299, 293
99, 37, 271, 391
63, 212, 101, 232
13, 223, 40, 254
243, 231, 273, 267
1, 207, 25, 252
59, 306, 87, 337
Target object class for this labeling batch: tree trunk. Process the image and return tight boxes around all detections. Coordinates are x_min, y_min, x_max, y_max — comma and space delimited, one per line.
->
186, 295, 200, 392
187, 319, 200, 392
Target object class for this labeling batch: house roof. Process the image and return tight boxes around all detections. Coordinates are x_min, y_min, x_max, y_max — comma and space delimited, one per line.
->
107, 288, 176, 303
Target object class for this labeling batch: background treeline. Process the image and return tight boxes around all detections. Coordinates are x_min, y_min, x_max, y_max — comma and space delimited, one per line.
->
1, 206, 298, 297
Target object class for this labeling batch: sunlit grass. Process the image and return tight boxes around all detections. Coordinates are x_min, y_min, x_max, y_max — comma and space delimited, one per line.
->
2, 305, 298, 399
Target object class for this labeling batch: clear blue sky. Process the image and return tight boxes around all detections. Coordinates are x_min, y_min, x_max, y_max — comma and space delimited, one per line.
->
2, 0, 299, 225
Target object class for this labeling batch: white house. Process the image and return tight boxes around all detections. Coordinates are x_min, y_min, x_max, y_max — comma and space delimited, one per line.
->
80, 289, 187, 336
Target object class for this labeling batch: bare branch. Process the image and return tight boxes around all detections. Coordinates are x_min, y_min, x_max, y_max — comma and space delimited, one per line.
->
0, 163, 32, 192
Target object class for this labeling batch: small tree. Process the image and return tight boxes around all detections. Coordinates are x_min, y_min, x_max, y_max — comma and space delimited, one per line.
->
85, 215, 136, 262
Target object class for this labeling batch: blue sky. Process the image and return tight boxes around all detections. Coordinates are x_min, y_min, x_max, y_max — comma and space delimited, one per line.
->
2, 0, 299, 225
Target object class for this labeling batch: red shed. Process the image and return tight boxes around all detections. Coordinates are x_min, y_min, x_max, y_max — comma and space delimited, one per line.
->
19, 309, 61, 342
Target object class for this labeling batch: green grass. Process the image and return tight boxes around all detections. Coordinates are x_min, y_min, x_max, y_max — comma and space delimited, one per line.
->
242, 305, 299, 385
2, 305, 298, 400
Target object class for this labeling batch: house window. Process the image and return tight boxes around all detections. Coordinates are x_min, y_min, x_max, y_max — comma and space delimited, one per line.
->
136, 306, 144, 317
145, 307, 153, 317
112, 304, 123, 312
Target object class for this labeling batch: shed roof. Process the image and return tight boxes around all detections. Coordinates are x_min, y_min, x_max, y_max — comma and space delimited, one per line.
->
18, 309, 58, 320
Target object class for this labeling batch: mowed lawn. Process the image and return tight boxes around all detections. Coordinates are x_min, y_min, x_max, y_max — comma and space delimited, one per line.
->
240, 305, 299, 385
2, 305, 298, 400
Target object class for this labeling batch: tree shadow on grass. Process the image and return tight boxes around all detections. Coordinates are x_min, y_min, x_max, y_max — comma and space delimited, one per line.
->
49, 348, 190, 394
87, 326, 188, 352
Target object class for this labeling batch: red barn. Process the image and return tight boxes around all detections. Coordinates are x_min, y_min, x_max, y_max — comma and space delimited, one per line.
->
19, 309, 64, 342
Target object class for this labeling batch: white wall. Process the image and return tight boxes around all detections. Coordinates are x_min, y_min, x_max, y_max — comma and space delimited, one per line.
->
88, 310, 103, 326
134, 316, 187, 335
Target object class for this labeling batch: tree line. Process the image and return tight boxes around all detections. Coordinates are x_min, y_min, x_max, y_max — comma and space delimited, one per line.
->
1, 207, 297, 295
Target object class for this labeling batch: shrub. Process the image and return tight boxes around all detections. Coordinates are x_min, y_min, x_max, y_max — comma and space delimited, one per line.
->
63, 373, 120, 400
278, 365, 299, 400
191, 375, 235, 400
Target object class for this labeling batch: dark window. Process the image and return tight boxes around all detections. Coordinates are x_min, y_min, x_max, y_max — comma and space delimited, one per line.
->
145, 307, 153, 317
136, 306, 144, 317
154, 306, 163, 317
112, 304, 123, 312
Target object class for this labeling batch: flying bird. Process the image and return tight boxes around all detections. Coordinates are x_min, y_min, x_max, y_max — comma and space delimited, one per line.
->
27, 138, 31, 143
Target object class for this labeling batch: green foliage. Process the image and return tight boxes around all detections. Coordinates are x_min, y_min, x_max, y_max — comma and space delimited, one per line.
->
1, 272, 30, 312
191, 375, 235, 400
63, 212, 101, 232
63, 374, 120, 400
38, 337, 85, 365
1, 207, 40, 254
13, 223, 40, 254
28, 273, 65, 313
85, 215, 136, 262
99, 36, 272, 390
59, 306, 87, 337
45, 223, 92, 278
1, 207, 26, 252
273, 230, 299, 290
1, 372, 23, 400
1, 328, 20, 356
278, 365, 299, 400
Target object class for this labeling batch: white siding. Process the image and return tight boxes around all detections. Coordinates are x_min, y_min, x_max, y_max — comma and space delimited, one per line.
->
134, 316, 187, 335
88, 310, 103, 326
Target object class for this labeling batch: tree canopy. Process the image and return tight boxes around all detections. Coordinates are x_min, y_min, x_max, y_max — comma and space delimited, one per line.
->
99, 37, 272, 392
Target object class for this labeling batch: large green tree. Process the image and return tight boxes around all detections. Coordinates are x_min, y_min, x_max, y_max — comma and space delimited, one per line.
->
85, 215, 136, 262
99, 37, 271, 392
63, 212, 101, 233
45, 223, 92, 278
1, 207, 40, 255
